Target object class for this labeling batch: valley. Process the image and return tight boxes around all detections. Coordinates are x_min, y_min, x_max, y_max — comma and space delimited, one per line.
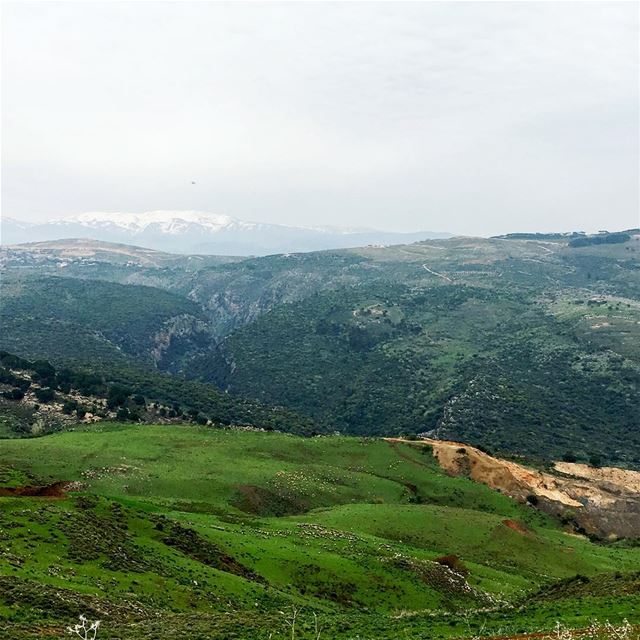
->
4, 2, 637, 637
1, 230, 639, 638
2, 231, 639, 466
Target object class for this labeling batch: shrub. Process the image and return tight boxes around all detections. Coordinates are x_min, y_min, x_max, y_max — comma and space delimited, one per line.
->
2, 388, 25, 401
107, 385, 132, 409
34, 387, 55, 403
62, 400, 78, 414
589, 454, 603, 468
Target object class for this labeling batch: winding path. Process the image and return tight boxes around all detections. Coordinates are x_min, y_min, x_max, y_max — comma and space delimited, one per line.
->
422, 264, 453, 282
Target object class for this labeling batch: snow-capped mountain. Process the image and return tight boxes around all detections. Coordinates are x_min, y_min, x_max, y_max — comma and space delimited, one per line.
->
1, 211, 450, 256
53, 211, 256, 234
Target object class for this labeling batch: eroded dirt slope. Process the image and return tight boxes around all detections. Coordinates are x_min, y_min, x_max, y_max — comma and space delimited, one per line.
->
387, 438, 640, 539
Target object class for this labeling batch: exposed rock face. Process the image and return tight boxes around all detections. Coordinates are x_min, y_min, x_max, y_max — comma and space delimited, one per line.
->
389, 438, 640, 539
554, 462, 640, 494
150, 314, 213, 372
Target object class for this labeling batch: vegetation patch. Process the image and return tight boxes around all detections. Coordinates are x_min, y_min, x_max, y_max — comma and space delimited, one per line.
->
232, 484, 310, 517
160, 520, 262, 582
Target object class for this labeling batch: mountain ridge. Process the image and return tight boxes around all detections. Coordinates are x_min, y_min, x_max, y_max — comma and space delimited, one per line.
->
1, 211, 450, 255
2, 231, 639, 467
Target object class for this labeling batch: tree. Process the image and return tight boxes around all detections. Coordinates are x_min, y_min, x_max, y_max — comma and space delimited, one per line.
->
34, 387, 55, 403
107, 385, 132, 409
62, 400, 78, 414
589, 454, 603, 468
3, 388, 24, 401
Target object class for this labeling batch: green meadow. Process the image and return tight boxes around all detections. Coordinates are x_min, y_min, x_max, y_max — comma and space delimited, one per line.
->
1, 423, 638, 638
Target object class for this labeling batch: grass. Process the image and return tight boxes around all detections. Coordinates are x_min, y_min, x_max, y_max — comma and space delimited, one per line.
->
1, 423, 639, 638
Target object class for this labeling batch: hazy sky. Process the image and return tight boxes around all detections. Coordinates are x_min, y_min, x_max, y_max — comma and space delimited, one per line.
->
2, 1, 638, 235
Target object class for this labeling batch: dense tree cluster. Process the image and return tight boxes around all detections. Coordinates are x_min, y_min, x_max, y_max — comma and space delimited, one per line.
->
0, 351, 319, 436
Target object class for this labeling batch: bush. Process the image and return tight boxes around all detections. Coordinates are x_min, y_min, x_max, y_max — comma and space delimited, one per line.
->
589, 454, 603, 468
2, 388, 25, 401
34, 387, 55, 403
31, 360, 55, 379
107, 385, 132, 409
62, 400, 78, 414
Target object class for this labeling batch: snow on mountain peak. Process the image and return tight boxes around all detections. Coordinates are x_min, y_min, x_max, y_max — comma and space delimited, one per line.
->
2, 211, 448, 255
50, 211, 248, 235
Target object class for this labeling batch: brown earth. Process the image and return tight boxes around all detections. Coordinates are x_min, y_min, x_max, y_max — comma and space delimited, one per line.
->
386, 438, 640, 539
434, 554, 469, 575
502, 519, 530, 536
0, 481, 71, 498
554, 461, 640, 493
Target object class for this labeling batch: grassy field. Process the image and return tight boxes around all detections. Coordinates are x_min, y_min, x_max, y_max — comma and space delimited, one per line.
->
1, 423, 638, 639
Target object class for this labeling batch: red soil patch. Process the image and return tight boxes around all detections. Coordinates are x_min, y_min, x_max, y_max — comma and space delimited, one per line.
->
502, 519, 530, 536
0, 481, 70, 498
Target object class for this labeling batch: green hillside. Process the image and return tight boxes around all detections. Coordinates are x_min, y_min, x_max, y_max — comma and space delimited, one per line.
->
209, 282, 640, 466
2, 233, 640, 465
0, 274, 214, 372
0, 351, 317, 438
1, 424, 638, 639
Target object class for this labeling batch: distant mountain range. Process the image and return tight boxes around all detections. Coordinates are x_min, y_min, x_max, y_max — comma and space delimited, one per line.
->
0, 211, 450, 255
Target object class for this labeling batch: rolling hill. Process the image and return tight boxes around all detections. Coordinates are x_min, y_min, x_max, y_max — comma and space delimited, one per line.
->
1, 231, 639, 466
1, 231, 640, 639
1, 424, 639, 639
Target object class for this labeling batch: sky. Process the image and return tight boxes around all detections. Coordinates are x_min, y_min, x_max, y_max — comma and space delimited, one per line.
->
2, 1, 638, 236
